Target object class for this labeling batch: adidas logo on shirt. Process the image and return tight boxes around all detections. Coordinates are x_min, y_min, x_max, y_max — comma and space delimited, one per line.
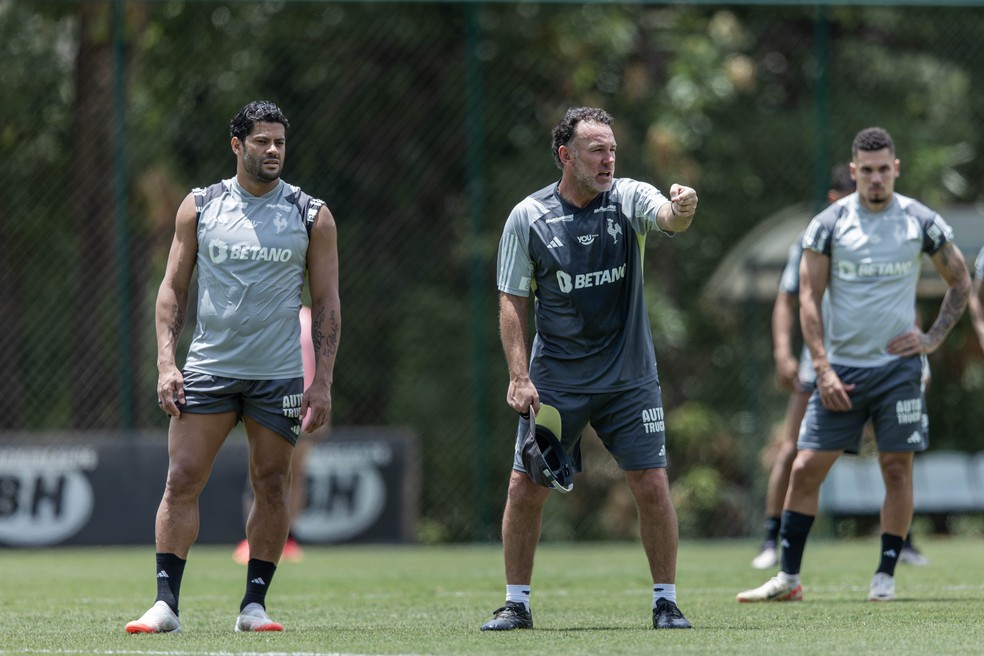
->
547, 236, 564, 249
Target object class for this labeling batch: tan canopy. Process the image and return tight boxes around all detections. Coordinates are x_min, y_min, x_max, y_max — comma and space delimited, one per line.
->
701, 203, 984, 307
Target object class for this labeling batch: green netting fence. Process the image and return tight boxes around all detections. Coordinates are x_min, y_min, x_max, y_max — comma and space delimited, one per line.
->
3, 1, 984, 541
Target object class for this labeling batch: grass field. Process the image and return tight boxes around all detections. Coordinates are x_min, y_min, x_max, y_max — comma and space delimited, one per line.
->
1, 537, 982, 655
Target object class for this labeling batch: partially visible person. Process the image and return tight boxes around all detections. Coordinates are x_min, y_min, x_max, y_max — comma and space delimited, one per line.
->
969, 246, 984, 352
125, 100, 340, 634
752, 164, 855, 570
234, 304, 330, 565
752, 163, 927, 569
737, 127, 969, 604
482, 107, 697, 632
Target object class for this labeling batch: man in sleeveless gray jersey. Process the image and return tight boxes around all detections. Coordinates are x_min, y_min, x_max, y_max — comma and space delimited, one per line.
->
481, 107, 698, 631
126, 100, 340, 634
738, 127, 969, 604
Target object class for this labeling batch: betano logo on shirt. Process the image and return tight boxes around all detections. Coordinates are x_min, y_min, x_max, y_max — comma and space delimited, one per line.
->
208, 239, 295, 264
835, 259, 913, 280
555, 264, 626, 293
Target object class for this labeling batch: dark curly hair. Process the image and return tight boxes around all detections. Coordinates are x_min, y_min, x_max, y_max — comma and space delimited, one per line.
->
229, 100, 289, 142
551, 107, 613, 169
852, 127, 894, 157
829, 163, 855, 193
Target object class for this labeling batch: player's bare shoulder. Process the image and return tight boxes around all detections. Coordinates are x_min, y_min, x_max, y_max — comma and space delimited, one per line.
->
168, 192, 201, 252
310, 203, 337, 241
174, 192, 199, 226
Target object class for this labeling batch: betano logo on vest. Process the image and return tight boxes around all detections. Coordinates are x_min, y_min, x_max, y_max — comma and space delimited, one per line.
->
208, 238, 295, 264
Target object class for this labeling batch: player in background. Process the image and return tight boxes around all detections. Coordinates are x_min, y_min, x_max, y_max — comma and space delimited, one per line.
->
738, 127, 969, 604
483, 107, 697, 632
125, 100, 340, 634
753, 165, 927, 570
969, 246, 984, 352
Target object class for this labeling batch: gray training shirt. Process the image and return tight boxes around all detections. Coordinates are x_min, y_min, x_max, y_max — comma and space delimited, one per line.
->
779, 235, 805, 296
496, 178, 673, 392
801, 192, 953, 368
184, 177, 322, 379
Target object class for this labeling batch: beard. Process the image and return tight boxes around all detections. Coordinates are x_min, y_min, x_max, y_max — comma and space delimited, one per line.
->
573, 164, 612, 195
864, 187, 889, 206
243, 150, 281, 182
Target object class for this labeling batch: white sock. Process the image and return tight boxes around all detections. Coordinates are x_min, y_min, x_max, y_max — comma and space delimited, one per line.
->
506, 584, 530, 611
653, 583, 676, 606
778, 571, 800, 587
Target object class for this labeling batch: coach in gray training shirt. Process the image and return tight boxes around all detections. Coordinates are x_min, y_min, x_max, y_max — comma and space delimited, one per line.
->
738, 127, 970, 605
482, 107, 697, 632
125, 100, 340, 635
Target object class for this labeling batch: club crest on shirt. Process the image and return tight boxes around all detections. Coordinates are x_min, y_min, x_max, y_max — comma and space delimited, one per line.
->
607, 218, 622, 245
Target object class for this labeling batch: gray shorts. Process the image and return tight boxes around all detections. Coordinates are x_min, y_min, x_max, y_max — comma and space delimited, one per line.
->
797, 356, 927, 453
179, 370, 303, 445
512, 382, 668, 473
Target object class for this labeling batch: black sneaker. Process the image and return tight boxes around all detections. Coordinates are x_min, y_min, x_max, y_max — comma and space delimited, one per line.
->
480, 602, 533, 631
652, 598, 692, 629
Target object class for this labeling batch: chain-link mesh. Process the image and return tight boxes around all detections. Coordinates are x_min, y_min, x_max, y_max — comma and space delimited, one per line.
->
3, 1, 984, 541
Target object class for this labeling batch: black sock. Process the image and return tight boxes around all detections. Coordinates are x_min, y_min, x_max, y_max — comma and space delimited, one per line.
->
763, 516, 781, 546
155, 552, 186, 615
778, 510, 814, 576
877, 533, 905, 576
902, 530, 914, 548
241, 558, 277, 611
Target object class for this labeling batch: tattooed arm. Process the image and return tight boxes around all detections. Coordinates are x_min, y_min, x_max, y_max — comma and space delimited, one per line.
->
887, 241, 971, 357
302, 204, 341, 434
923, 242, 971, 351
155, 193, 198, 417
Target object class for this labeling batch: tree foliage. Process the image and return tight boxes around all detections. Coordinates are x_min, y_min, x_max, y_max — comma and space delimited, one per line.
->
3, 1, 983, 539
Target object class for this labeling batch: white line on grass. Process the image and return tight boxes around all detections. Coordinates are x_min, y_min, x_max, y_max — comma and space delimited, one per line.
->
0, 651, 425, 656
